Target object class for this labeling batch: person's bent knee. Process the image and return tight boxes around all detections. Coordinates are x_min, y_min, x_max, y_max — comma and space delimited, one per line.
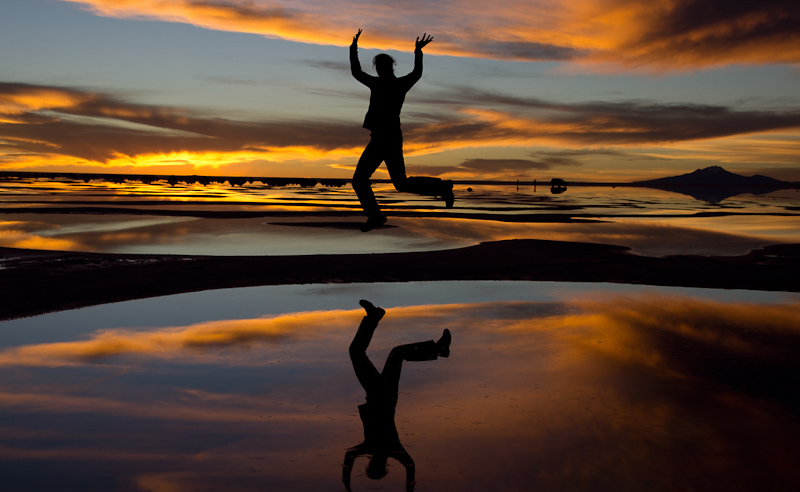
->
392, 177, 410, 193
388, 346, 405, 359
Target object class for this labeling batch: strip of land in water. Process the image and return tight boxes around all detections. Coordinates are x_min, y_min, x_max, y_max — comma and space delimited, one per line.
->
1, 239, 798, 320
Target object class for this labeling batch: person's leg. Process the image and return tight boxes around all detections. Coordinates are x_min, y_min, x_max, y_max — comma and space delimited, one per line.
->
383, 130, 454, 208
352, 137, 385, 220
380, 329, 451, 393
349, 301, 386, 392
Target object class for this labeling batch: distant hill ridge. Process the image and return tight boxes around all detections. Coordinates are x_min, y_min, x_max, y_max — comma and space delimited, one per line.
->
634, 166, 788, 187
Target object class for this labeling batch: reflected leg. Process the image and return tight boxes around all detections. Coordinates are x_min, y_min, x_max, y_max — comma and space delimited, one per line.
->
350, 314, 382, 392
380, 340, 440, 394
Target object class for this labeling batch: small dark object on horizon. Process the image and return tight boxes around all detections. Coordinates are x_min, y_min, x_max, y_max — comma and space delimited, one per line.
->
551, 178, 567, 194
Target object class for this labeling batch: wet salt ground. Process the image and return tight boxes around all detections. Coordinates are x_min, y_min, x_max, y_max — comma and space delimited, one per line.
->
0, 281, 798, 492
0, 178, 798, 256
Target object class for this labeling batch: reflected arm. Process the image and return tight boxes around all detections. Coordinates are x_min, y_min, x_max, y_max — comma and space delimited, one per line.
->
343, 445, 367, 490
394, 451, 416, 491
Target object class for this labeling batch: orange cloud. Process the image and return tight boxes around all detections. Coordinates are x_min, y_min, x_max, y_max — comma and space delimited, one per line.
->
594, 0, 800, 69
0, 85, 93, 116
3, 82, 799, 178
58, 0, 800, 69
0, 82, 366, 172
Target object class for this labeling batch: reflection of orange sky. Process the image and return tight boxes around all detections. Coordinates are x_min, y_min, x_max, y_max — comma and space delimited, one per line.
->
576, 295, 800, 363
0, 221, 83, 251
2, 295, 800, 489
0, 309, 362, 367
390, 216, 798, 256
1, 196, 796, 256
5, 296, 798, 370
380, 297, 800, 492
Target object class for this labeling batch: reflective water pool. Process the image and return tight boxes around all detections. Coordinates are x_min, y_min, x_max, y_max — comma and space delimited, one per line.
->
1, 178, 798, 256
1, 281, 798, 491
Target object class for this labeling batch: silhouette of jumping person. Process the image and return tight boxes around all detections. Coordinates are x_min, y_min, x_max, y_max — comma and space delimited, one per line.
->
350, 29, 455, 232
343, 300, 451, 491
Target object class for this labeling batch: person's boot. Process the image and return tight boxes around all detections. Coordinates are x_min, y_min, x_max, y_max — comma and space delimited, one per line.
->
441, 181, 454, 208
359, 299, 385, 320
360, 213, 387, 232
436, 328, 451, 358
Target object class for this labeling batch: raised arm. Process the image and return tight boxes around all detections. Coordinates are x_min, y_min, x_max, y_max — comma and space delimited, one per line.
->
409, 33, 433, 83
415, 33, 433, 51
350, 28, 372, 86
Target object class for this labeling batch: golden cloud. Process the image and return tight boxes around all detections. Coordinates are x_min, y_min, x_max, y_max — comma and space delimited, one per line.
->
58, 0, 800, 69
3, 82, 799, 178
0, 85, 93, 116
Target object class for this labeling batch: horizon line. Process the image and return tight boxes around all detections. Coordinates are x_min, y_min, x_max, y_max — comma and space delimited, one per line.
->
0, 170, 796, 188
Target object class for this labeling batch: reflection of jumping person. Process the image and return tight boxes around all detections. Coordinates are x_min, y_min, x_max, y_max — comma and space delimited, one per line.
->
343, 300, 451, 491
350, 29, 455, 232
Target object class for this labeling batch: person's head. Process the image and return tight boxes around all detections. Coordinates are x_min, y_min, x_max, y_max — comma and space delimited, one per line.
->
366, 455, 389, 480
373, 53, 396, 78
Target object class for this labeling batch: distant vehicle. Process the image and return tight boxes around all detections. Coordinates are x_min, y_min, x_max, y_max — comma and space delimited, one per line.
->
550, 178, 567, 194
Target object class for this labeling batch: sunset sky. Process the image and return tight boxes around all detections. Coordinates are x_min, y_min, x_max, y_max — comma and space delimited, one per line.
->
1, 0, 798, 181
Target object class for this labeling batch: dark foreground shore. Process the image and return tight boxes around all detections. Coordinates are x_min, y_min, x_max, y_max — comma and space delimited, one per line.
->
1, 239, 798, 320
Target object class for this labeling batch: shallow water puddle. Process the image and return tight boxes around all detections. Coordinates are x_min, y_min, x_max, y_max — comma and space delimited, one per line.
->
0, 281, 798, 491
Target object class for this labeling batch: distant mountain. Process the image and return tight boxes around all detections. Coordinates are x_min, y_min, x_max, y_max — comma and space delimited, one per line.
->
634, 166, 788, 187
633, 166, 794, 203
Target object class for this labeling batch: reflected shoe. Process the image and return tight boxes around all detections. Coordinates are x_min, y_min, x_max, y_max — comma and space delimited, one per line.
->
436, 328, 451, 358
442, 181, 454, 208
359, 299, 385, 320
360, 214, 387, 232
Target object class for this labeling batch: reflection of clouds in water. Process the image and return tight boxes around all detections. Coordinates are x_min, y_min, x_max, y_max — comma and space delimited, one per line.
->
392, 217, 779, 256
0, 216, 195, 252
4, 296, 798, 373
581, 295, 800, 360
398, 297, 800, 491
1, 295, 799, 490
0, 309, 361, 366
0, 220, 83, 251
0, 387, 323, 425
3, 179, 798, 256
576, 296, 800, 410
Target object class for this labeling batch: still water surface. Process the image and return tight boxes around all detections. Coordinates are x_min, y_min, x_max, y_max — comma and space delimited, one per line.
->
1, 178, 798, 256
1, 281, 798, 491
